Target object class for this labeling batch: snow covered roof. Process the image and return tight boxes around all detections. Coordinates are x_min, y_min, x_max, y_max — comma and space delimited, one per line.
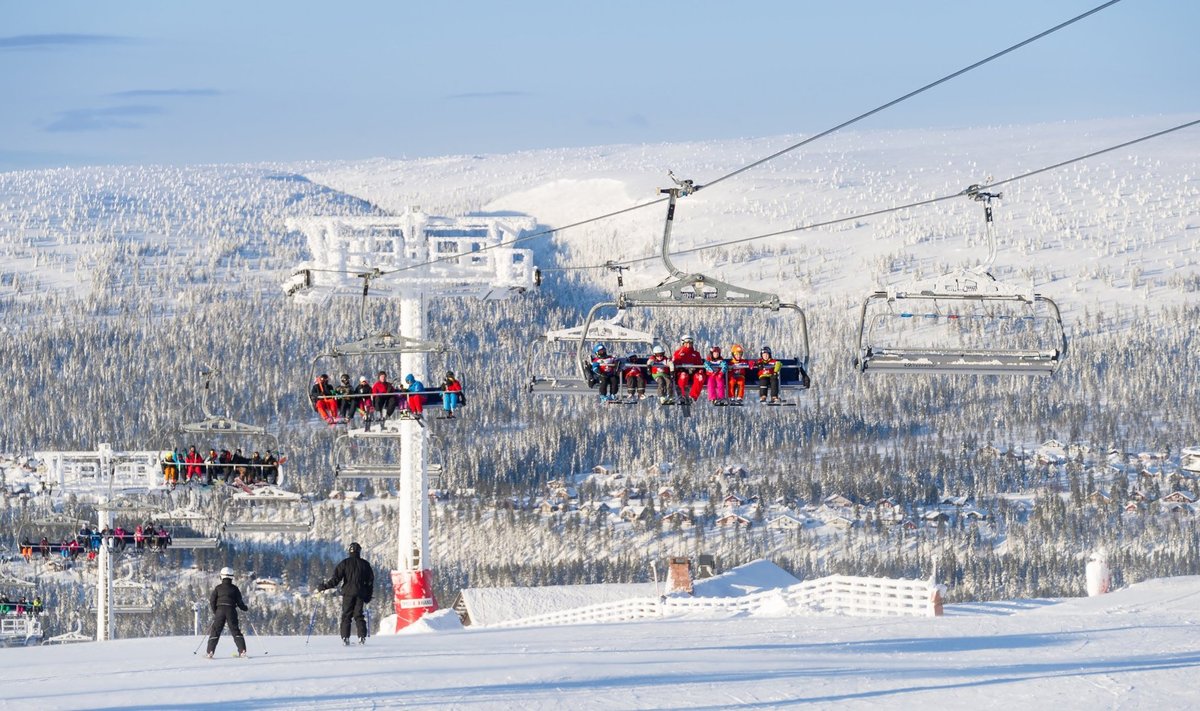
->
692, 559, 800, 598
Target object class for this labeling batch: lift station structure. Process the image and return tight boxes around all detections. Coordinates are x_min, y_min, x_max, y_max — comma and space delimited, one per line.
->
285, 210, 537, 630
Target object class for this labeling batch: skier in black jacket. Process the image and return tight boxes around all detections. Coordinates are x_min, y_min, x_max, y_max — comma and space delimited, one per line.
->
206, 566, 248, 658
318, 541, 375, 645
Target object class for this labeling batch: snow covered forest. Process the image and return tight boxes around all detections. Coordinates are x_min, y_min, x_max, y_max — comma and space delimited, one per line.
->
1, 118, 1198, 640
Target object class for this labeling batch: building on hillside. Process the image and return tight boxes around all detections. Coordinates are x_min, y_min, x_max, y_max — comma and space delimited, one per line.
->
661, 509, 694, 527
1161, 491, 1196, 505
1162, 501, 1194, 515
578, 501, 612, 516
824, 494, 854, 509
1087, 490, 1112, 506
254, 579, 283, 594
1182, 447, 1200, 474
765, 513, 809, 531
619, 505, 651, 522
715, 513, 752, 528
922, 510, 950, 528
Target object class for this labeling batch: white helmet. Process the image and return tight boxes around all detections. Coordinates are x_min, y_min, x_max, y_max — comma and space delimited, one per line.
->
652, 345, 665, 355
219, 566, 235, 579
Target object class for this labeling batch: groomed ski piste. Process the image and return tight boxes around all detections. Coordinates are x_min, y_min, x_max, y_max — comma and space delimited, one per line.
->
2, 569, 1199, 709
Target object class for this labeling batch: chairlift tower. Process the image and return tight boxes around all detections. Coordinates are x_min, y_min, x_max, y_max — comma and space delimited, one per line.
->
286, 210, 536, 631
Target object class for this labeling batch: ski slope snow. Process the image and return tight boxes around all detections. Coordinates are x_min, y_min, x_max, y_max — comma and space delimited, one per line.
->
3, 576, 1199, 710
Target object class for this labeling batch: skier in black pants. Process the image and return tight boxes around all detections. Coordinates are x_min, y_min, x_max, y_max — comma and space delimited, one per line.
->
206, 566, 248, 658
317, 541, 375, 645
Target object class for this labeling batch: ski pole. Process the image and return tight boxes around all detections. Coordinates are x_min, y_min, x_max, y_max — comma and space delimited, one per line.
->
192, 633, 208, 655
304, 607, 318, 645
244, 614, 267, 655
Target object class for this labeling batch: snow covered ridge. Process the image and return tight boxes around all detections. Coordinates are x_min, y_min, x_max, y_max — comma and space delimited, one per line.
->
0, 117, 1195, 318
304, 116, 1200, 318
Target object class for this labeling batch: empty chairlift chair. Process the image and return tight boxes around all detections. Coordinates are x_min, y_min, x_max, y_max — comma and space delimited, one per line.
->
854, 188, 1067, 376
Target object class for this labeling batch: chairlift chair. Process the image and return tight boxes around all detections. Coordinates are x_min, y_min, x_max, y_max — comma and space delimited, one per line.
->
532, 174, 811, 400
89, 578, 155, 615
527, 308, 657, 396
0, 614, 42, 646
312, 331, 458, 435
18, 514, 88, 558
855, 188, 1067, 376
43, 618, 90, 645
175, 368, 286, 488
149, 507, 221, 549
332, 432, 446, 483
221, 486, 315, 534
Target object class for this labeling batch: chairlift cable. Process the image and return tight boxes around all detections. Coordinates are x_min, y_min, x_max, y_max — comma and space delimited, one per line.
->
547, 116, 1200, 271
698, 0, 1126, 193
355, 0, 1124, 281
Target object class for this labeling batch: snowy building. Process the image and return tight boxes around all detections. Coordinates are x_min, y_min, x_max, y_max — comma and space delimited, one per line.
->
766, 513, 809, 531
715, 513, 752, 528
1161, 491, 1196, 505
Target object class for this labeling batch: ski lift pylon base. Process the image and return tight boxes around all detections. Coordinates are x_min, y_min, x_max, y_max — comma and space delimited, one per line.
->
392, 568, 437, 631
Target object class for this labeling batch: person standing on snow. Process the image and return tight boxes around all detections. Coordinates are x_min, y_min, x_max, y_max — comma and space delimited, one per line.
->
206, 567, 248, 658
317, 541, 375, 645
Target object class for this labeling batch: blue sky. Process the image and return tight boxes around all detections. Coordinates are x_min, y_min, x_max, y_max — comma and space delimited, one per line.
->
1, 0, 1195, 170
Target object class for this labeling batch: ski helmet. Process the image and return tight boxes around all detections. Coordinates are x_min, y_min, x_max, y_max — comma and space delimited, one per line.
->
348, 542, 362, 556
445, 371, 455, 379
731, 344, 744, 355
681, 335, 693, 343
652, 345, 665, 355
404, 374, 415, 384
710, 345, 722, 355
760, 346, 772, 356
219, 566, 235, 579
593, 343, 607, 355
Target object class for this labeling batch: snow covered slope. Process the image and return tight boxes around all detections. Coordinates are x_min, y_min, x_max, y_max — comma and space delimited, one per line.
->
3, 576, 1198, 709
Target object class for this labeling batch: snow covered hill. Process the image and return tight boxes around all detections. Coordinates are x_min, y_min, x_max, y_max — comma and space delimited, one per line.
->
302, 116, 1200, 321
3, 576, 1199, 709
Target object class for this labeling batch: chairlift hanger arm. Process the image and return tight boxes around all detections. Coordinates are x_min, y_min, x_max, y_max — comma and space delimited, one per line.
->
319, 332, 448, 358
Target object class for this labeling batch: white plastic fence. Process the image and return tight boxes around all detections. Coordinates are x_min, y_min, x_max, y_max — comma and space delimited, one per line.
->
489, 574, 942, 629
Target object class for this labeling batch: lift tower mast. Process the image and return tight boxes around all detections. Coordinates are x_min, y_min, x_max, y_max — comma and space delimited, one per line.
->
286, 210, 536, 630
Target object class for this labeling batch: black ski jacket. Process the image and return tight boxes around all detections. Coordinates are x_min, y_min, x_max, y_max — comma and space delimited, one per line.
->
211, 579, 249, 613
321, 552, 375, 602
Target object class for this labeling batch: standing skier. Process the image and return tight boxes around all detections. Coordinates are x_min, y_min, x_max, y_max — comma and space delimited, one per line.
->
206, 567, 248, 658
317, 541, 375, 645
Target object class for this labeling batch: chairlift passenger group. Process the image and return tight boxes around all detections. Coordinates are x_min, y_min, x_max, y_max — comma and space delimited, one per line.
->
592, 336, 808, 406
159, 446, 282, 489
310, 370, 464, 425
